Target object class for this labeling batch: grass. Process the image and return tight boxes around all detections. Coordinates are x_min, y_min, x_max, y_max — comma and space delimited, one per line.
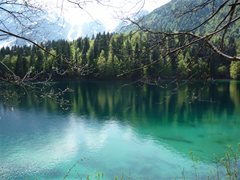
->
63, 144, 240, 180
215, 144, 240, 180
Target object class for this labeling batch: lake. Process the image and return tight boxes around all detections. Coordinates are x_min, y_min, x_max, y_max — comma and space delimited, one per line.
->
0, 80, 240, 179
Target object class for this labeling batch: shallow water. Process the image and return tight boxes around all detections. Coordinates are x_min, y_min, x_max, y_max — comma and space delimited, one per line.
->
0, 80, 240, 179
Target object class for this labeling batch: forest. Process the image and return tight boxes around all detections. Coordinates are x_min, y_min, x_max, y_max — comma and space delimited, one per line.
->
0, 31, 240, 82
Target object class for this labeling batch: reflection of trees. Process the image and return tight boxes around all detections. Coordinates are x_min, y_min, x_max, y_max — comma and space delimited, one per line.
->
230, 81, 240, 112
0, 83, 23, 107
1, 81, 239, 125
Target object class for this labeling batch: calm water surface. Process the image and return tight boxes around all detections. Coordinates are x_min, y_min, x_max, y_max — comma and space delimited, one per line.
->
0, 81, 240, 179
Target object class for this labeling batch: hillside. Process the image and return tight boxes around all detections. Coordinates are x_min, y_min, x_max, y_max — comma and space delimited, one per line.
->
118, 0, 239, 36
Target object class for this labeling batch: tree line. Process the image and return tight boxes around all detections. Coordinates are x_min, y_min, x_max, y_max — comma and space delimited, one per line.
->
0, 32, 239, 81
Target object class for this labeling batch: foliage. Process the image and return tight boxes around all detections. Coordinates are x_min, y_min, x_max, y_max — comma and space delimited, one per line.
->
230, 62, 240, 80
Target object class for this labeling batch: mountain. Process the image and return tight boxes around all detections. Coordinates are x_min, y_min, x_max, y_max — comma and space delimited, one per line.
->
117, 0, 239, 34
81, 21, 106, 37
0, 13, 106, 47
115, 9, 149, 32
0, 11, 71, 47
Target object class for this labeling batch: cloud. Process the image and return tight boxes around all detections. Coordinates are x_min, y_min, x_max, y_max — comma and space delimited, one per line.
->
38, 0, 170, 32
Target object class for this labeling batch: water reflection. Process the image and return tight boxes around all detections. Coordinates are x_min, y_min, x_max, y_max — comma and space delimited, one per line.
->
2, 81, 239, 120
0, 81, 240, 179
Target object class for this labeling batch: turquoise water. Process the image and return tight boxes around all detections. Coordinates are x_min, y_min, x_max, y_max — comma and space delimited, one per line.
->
0, 81, 240, 179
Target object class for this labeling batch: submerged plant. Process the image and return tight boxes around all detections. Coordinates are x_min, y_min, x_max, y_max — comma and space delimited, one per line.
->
218, 144, 240, 180
189, 151, 200, 180
182, 145, 240, 180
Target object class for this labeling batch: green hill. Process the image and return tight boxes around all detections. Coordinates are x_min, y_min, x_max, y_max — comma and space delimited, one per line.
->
118, 0, 239, 37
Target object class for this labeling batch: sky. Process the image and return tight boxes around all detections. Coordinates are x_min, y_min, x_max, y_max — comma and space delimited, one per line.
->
41, 0, 170, 32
